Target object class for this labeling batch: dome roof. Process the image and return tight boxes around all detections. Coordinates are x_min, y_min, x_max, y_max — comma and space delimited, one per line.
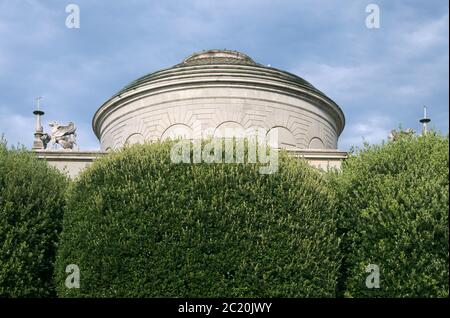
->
180, 49, 257, 66
93, 49, 345, 145
112, 49, 325, 99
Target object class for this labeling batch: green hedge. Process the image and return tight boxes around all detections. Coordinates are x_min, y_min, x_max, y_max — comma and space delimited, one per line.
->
55, 141, 340, 297
331, 132, 449, 297
0, 139, 68, 297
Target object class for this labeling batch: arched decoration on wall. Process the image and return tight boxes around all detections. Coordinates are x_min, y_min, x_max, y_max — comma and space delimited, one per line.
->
125, 133, 145, 145
214, 121, 246, 139
161, 123, 193, 141
101, 131, 116, 152
266, 126, 298, 150
308, 137, 325, 149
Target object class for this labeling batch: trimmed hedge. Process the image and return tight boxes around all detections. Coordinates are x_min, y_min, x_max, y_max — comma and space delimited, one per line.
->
330, 132, 449, 297
0, 139, 68, 297
55, 140, 340, 297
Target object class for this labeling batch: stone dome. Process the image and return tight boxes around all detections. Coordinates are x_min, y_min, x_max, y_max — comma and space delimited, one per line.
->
93, 49, 345, 151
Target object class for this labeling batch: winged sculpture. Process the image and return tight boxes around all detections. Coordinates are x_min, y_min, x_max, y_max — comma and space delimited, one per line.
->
42, 121, 77, 150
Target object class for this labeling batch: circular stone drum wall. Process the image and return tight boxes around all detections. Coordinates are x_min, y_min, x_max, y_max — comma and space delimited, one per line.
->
93, 50, 345, 152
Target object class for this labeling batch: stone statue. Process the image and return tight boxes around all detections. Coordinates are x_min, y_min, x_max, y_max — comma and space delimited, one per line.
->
388, 128, 415, 141
47, 121, 78, 150
40, 133, 51, 149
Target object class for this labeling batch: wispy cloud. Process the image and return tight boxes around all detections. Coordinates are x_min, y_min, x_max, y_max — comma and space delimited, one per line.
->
339, 115, 393, 150
290, 4, 448, 149
0, 106, 35, 147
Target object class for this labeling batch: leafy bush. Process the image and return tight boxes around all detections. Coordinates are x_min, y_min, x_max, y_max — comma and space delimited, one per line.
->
330, 132, 449, 297
55, 140, 340, 297
0, 138, 68, 297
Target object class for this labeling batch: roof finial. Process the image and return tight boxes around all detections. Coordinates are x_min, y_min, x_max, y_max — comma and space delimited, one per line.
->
419, 105, 431, 135
32, 96, 46, 150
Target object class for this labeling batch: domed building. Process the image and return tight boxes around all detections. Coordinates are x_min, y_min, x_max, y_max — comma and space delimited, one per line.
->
34, 49, 347, 177
93, 49, 345, 152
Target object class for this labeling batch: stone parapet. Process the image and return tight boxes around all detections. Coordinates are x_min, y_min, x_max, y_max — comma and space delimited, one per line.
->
35, 148, 347, 177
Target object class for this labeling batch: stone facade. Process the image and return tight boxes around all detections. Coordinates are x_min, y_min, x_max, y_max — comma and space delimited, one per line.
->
35, 149, 346, 178
35, 150, 104, 178
93, 50, 345, 152
35, 49, 347, 177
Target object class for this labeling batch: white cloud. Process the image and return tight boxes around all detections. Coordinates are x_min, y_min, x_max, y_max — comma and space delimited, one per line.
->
339, 115, 393, 150
391, 12, 449, 57
292, 63, 384, 102
0, 109, 35, 147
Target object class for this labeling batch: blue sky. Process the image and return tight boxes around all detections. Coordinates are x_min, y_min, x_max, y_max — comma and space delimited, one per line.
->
0, 0, 448, 150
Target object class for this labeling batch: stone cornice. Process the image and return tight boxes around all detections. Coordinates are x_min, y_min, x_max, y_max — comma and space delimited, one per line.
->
93, 64, 345, 140
35, 149, 347, 162
287, 149, 348, 159
34, 150, 105, 161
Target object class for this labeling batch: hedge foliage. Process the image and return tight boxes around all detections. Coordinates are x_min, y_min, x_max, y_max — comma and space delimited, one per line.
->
0, 138, 68, 297
55, 140, 340, 297
330, 132, 449, 297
